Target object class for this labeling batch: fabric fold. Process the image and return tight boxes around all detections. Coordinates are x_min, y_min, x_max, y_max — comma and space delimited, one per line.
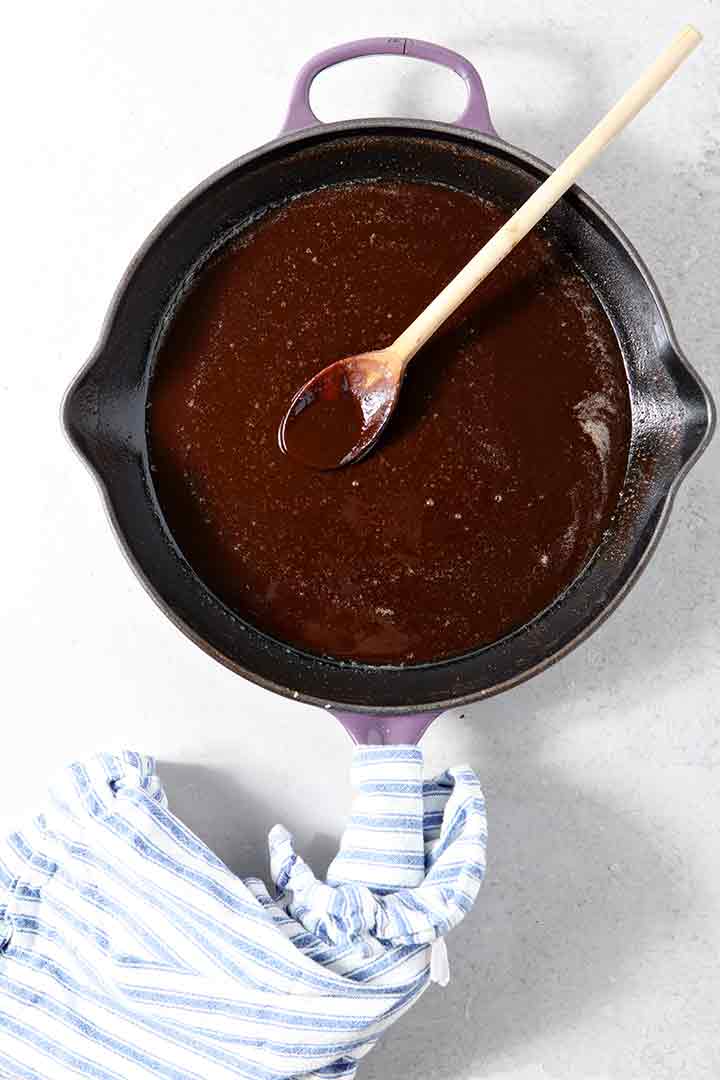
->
0, 746, 486, 1079
270, 746, 487, 951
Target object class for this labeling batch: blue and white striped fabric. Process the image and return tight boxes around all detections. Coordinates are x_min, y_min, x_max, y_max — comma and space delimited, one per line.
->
0, 746, 486, 1079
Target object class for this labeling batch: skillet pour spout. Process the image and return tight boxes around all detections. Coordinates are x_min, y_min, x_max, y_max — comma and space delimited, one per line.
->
62, 51, 714, 715
664, 341, 716, 471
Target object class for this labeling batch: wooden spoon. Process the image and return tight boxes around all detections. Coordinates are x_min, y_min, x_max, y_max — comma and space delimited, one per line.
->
279, 26, 701, 471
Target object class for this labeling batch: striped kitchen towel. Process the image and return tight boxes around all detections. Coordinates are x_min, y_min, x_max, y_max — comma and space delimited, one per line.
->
0, 746, 486, 1079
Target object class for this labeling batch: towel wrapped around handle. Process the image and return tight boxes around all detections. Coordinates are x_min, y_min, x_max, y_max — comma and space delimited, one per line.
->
0, 746, 486, 1079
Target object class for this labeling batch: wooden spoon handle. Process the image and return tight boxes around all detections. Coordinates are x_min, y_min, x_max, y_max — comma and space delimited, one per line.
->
391, 25, 702, 365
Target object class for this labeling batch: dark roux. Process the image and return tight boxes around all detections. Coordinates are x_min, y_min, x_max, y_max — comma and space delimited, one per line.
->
149, 181, 631, 664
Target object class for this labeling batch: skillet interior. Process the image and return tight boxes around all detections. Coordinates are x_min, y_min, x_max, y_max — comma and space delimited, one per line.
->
63, 123, 713, 712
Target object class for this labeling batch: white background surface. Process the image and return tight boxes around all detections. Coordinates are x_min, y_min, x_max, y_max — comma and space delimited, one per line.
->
2, 3, 719, 1078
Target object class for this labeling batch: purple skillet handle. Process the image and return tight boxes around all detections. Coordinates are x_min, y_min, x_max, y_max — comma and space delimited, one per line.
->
332, 711, 442, 746
282, 36, 496, 136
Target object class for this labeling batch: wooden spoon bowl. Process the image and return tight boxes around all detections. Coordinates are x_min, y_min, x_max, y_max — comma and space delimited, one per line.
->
278, 349, 403, 469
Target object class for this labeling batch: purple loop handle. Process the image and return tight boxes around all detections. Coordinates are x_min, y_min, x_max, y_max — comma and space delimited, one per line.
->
333, 711, 441, 746
282, 37, 496, 136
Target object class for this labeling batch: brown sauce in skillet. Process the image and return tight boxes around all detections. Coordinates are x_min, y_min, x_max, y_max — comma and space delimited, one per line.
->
149, 180, 631, 664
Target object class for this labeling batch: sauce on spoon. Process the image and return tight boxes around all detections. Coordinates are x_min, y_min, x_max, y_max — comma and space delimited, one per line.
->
279, 352, 399, 469
279, 362, 366, 470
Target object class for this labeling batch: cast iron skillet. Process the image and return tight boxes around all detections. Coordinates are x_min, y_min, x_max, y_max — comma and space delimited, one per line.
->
63, 38, 714, 743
